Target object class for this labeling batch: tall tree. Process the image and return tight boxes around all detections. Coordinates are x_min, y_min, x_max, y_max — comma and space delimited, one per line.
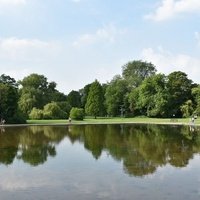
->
46, 81, 66, 102
80, 83, 92, 108
129, 74, 168, 117
19, 74, 49, 115
0, 74, 25, 123
105, 75, 129, 116
166, 71, 193, 117
85, 80, 104, 118
122, 60, 157, 88
67, 90, 81, 108
19, 73, 66, 116
192, 85, 200, 115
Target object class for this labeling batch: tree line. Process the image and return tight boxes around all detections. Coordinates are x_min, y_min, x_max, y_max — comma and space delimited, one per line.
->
1, 60, 200, 123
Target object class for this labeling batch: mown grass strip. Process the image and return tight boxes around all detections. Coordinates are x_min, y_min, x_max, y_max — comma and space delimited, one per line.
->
27, 117, 200, 125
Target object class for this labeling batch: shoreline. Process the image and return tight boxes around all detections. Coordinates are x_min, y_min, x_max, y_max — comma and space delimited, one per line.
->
1, 120, 199, 127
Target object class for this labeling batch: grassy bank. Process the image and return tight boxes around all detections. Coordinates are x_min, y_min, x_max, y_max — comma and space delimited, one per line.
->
27, 117, 200, 125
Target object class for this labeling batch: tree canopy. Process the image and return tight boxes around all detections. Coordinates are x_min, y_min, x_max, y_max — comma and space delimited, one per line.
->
122, 60, 157, 88
105, 75, 129, 116
85, 80, 105, 118
18, 73, 66, 117
0, 74, 25, 123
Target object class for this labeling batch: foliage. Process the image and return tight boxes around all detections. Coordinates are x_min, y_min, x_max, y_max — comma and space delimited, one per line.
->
29, 108, 43, 119
105, 75, 129, 116
18, 87, 38, 117
129, 74, 168, 117
0, 74, 26, 123
1, 60, 200, 122
10, 110, 26, 124
180, 100, 194, 118
18, 73, 66, 116
67, 90, 82, 108
192, 85, 200, 115
43, 102, 67, 119
85, 80, 105, 118
80, 83, 92, 108
56, 101, 71, 118
70, 107, 84, 120
166, 71, 193, 117
122, 60, 157, 88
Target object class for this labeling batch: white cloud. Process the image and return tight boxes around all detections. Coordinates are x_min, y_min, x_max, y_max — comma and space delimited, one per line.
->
73, 24, 126, 48
0, 37, 62, 83
0, 37, 60, 62
145, 0, 200, 21
141, 47, 200, 83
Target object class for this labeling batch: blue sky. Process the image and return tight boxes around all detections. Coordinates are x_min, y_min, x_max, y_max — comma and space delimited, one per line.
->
0, 0, 200, 93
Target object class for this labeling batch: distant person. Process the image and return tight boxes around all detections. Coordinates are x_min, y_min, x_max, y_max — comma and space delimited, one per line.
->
0, 118, 5, 125
191, 116, 195, 124
68, 117, 72, 123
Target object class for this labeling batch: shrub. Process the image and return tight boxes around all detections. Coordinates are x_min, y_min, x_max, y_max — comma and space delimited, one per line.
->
70, 107, 84, 120
43, 102, 67, 119
29, 107, 43, 119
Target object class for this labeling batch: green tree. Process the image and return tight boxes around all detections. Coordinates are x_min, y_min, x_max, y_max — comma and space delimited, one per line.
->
29, 107, 43, 119
105, 75, 129, 116
19, 73, 66, 117
85, 80, 104, 118
18, 87, 38, 116
122, 60, 157, 88
180, 100, 194, 118
80, 83, 92, 108
0, 74, 25, 123
128, 87, 141, 116
192, 85, 200, 115
129, 74, 168, 117
47, 81, 67, 102
56, 101, 71, 118
67, 90, 81, 108
166, 71, 193, 117
18, 74, 49, 115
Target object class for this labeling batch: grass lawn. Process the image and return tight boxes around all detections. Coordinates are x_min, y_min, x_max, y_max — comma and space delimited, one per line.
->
27, 117, 200, 125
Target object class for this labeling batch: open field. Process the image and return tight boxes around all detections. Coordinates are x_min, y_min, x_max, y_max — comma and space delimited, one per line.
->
27, 117, 200, 126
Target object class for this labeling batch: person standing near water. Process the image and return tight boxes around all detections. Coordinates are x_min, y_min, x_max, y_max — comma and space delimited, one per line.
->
191, 116, 195, 124
189, 116, 195, 132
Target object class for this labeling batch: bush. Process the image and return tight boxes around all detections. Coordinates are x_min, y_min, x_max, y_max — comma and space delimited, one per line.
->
43, 102, 67, 119
29, 107, 43, 119
70, 107, 84, 120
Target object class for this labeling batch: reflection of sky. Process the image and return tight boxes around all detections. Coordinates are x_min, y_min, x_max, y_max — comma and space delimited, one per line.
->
1, 138, 200, 200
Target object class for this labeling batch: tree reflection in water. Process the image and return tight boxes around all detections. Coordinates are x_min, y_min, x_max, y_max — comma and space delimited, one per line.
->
0, 126, 67, 166
1, 124, 200, 177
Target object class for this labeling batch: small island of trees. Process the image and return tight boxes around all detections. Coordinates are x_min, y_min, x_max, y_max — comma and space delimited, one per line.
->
1, 60, 200, 123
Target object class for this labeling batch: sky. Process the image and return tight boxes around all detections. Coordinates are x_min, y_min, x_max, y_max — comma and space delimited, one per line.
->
0, 0, 200, 94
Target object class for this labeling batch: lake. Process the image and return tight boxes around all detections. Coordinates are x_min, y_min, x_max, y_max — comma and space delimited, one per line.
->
0, 124, 200, 200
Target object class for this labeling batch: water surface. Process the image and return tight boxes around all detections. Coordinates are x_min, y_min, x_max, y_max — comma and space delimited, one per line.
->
0, 124, 200, 200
